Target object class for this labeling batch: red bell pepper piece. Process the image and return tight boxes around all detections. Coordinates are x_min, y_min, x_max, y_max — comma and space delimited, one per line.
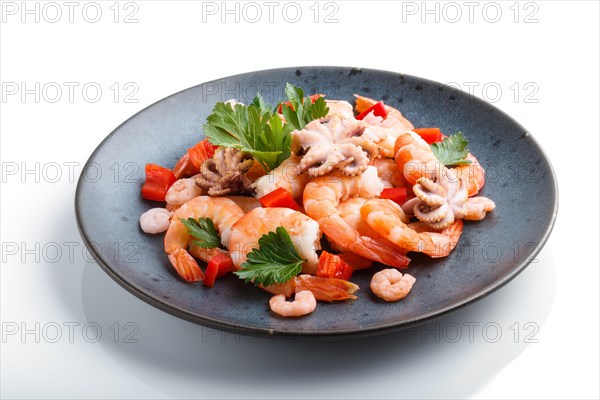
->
141, 163, 177, 202
172, 139, 218, 179
172, 153, 196, 179
414, 128, 443, 144
317, 251, 354, 280
203, 252, 235, 288
258, 187, 300, 211
188, 139, 218, 170
278, 94, 323, 113
355, 101, 387, 120
379, 187, 408, 205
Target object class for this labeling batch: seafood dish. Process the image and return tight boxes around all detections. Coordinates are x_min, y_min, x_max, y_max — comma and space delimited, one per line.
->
138, 84, 495, 318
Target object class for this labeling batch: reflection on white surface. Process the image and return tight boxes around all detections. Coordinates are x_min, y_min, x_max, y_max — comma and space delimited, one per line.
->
74, 250, 555, 399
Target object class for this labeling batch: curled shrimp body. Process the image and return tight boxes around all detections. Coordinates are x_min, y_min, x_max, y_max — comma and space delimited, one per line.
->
269, 291, 317, 317
165, 178, 204, 208
253, 157, 309, 200
394, 132, 485, 196
303, 166, 411, 269
373, 158, 408, 188
361, 198, 463, 258
140, 208, 172, 234
262, 274, 359, 301
370, 269, 416, 301
228, 207, 322, 274
164, 196, 245, 282
354, 95, 415, 158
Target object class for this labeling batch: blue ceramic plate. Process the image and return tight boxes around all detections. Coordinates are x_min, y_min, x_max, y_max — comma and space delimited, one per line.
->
75, 67, 558, 338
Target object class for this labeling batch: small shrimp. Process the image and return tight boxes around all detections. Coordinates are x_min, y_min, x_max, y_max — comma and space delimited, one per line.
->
262, 274, 359, 301
361, 198, 463, 258
373, 158, 408, 188
165, 178, 203, 207
140, 208, 173, 234
253, 157, 309, 200
370, 269, 416, 301
303, 166, 411, 269
354, 95, 414, 132
269, 290, 317, 317
354, 95, 415, 158
394, 132, 485, 196
228, 207, 322, 274
164, 196, 245, 282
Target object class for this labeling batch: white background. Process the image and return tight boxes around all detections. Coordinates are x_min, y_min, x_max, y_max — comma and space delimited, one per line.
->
1, 1, 599, 399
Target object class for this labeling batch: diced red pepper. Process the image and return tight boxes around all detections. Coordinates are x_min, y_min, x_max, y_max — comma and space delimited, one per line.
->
172, 139, 218, 179
141, 163, 177, 202
278, 94, 323, 113
203, 252, 235, 288
379, 187, 408, 205
317, 251, 354, 280
258, 187, 300, 211
414, 128, 443, 144
172, 153, 197, 179
188, 139, 218, 170
355, 101, 387, 120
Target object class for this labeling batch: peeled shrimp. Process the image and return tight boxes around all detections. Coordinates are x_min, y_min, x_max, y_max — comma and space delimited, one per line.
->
253, 157, 309, 200
303, 166, 411, 268
370, 269, 416, 301
373, 158, 407, 188
361, 198, 463, 258
269, 290, 317, 317
228, 207, 322, 274
224, 196, 261, 213
140, 208, 172, 234
164, 196, 245, 282
394, 132, 485, 196
354, 95, 415, 158
165, 178, 204, 207
262, 274, 359, 302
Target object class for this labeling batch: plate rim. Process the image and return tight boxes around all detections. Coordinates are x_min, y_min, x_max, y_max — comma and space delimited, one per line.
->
75, 66, 559, 338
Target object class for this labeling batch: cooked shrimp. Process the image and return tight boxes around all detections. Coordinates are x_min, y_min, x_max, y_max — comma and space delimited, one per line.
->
370, 269, 416, 301
454, 153, 486, 196
224, 196, 261, 213
262, 274, 359, 301
253, 157, 309, 200
354, 95, 414, 132
164, 196, 245, 282
228, 207, 322, 274
361, 198, 463, 258
354, 95, 415, 158
303, 166, 411, 268
140, 208, 173, 234
373, 158, 407, 188
462, 196, 496, 220
394, 132, 485, 196
269, 290, 317, 317
165, 178, 204, 207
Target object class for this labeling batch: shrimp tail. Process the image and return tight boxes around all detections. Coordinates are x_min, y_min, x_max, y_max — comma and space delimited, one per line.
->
360, 236, 411, 269
168, 249, 204, 282
295, 275, 359, 302
420, 220, 464, 258
319, 215, 411, 269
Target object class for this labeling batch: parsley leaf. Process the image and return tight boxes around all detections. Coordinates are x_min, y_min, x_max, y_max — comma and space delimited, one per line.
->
234, 226, 305, 286
281, 83, 329, 131
203, 98, 290, 171
430, 131, 472, 167
179, 217, 223, 249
